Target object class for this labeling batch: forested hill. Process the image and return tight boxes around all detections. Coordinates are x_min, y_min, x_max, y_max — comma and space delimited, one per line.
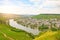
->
32, 14, 60, 19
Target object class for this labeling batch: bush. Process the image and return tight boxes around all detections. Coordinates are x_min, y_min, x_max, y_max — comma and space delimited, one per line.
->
39, 24, 48, 31
51, 28, 57, 31
51, 27, 57, 31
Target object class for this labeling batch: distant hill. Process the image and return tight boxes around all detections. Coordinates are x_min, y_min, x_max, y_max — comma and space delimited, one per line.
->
0, 13, 20, 19
32, 14, 60, 19
0, 13, 21, 24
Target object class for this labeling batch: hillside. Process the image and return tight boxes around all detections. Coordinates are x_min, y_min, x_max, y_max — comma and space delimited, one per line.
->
32, 14, 60, 19
0, 13, 60, 40
0, 23, 34, 40
0, 13, 20, 19
0, 13, 33, 40
34, 30, 60, 40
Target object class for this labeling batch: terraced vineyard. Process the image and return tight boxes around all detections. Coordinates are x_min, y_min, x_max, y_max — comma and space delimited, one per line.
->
0, 24, 33, 40
0, 13, 33, 40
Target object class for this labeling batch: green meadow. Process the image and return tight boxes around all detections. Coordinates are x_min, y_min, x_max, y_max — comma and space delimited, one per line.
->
0, 23, 33, 40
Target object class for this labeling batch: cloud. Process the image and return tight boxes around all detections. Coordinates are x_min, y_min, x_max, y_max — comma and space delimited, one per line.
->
0, 0, 41, 15
0, 0, 60, 15
39, 0, 60, 14
29, 0, 40, 4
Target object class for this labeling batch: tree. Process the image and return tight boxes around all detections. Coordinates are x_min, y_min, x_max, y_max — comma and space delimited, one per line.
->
39, 24, 48, 31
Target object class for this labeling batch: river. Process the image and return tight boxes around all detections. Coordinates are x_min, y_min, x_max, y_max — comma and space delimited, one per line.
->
9, 19, 40, 35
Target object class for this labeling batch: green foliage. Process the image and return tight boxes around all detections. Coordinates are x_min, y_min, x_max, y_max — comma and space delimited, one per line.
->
51, 27, 58, 31
32, 14, 60, 19
34, 30, 60, 40
39, 24, 48, 31
0, 24, 33, 40
9, 26, 35, 39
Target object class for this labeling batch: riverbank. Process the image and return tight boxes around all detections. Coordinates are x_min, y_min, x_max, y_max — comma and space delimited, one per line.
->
9, 19, 40, 35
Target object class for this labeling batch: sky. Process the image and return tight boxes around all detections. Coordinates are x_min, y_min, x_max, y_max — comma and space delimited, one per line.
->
0, 0, 60, 15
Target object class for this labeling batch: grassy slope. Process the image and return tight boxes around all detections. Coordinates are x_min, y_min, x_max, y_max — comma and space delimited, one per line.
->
0, 24, 33, 40
33, 14, 60, 19
0, 13, 33, 40
34, 30, 60, 40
